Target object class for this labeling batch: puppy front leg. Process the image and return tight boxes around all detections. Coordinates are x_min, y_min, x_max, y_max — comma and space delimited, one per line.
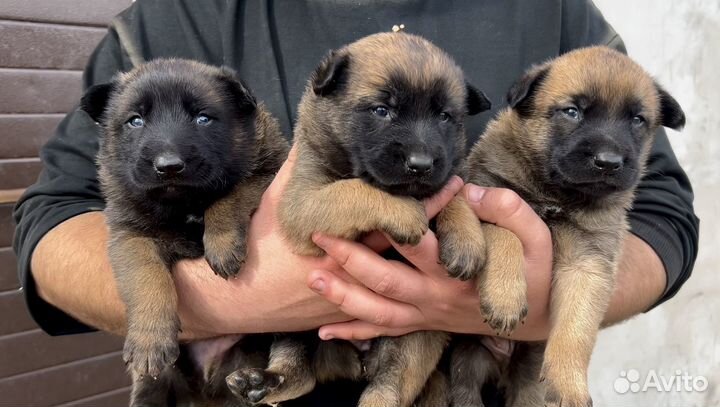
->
204, 174, 275, 279
281, 178, 428, 256
449, 336, 500, 407
360, 331, 449, 407
476, 224, 528, 335
436, 196, 487, 281
504, 342, 545, 407
541, 230, 618, 407
111, 234, 180, 381
313, 339, 363, 383
415, 369, 449, 407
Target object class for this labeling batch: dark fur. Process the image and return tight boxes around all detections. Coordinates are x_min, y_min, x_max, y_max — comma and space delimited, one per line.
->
82, 58, 288, 407
448, 47, 685, 407
223, 32, 490, 407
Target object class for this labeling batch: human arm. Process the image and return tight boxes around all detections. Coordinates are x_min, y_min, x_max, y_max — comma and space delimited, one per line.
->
306, 181, 687, 341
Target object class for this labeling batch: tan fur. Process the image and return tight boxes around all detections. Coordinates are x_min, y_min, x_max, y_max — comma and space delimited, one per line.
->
111, 233, 180, 379
275, 32, 478, 407
477, 224, 528, 334
450, 46, 684, 407
360, 332, 449, 407
436, 196, 487, 280
415, 370, 449, 407
203, 173, 276, 278
313, 340, 363, 383
280, 160, 428, 256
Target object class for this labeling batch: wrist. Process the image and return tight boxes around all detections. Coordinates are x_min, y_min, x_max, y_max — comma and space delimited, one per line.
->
174, 258, 237, 338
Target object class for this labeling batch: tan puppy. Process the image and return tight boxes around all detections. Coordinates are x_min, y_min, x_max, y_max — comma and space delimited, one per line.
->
448, 47, 686, 407
224, 32, 491, 407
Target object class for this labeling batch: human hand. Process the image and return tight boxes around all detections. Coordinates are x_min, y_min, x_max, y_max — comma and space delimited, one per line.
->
172, 145, 464, 337
307, 185, 554, 341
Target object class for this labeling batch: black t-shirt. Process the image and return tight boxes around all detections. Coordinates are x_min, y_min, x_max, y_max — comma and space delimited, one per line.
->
12, 0, 699, 404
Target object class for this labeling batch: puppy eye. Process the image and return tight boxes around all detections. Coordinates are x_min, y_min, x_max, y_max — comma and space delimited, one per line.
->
632, 115, 646, 127
439, 112, 451, 123
371, 106, 390, 119
561, 107, 581, 120
127, 116, 144, 128
196, 114, 212, 126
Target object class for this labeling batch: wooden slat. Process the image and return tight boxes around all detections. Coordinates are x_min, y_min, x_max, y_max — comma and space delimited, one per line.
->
0, 158, 42, 190
0, 329, 123, 377
0, 247, 19, 292
0, 114, 64, 158
57, 386, 131, 407
0, 20, 106, 70
0, 188, 25, 204
0, 0, 132, 27
0, 351, 130, 406
0, 203, 15, 247
0, 290, 37, 335
0, 69, 82, 114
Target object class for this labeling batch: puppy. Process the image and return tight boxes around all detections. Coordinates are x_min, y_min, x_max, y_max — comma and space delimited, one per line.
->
81, 59, 289, 406
222, 32, 491, 407
448, 47, 686, 407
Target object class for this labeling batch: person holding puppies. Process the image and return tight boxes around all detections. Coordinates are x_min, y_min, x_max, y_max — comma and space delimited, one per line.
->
13, 0, 698, 405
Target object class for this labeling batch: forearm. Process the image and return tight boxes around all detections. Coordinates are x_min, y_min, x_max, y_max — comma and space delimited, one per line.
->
603, 233, 666, 325
31, 212, 347, 339
31, 212, 127, 335
174, 257, 347, 336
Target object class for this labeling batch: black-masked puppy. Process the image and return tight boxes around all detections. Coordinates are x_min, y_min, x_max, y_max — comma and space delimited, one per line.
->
448, 46, 686, 407
222, 32, 491, 407
81, 59, 288, 406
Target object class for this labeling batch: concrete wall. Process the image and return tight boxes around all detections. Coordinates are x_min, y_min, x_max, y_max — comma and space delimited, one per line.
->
589, 1, 719, 405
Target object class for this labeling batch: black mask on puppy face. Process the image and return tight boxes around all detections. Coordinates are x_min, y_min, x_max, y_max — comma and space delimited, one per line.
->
310, 50, 491, 199
82, 61, 257, 201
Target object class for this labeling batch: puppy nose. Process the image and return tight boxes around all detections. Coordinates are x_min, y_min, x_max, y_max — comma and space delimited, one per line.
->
593, 152, 623, 172
153, 153, 185, 175
406, 152, 434, 175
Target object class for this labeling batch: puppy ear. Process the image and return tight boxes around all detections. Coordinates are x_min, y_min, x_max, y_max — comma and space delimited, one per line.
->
466, 83, 492, 115
312, 50, 350, 96
656, 83, 686, 130
218, 67, 257, 113
506, 65, 549, 115
80, 83, 115, 123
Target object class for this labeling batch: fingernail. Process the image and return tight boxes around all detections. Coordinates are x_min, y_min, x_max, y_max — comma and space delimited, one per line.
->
320, 332, 334, 340
449, 175, 463, 189
468, 185, 487, 203
310, 278, 326, 293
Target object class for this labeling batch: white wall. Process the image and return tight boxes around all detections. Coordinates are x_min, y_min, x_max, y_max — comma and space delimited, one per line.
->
589, 1, 719, 406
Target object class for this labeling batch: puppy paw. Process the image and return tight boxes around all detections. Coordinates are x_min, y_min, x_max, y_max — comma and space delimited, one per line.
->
479, 294, 528, 335
204, 230, 247, 279
477, 242, 528, 335
123, 332, 179, 379
226, 368, 284, 405
439, 230, 486, 281
542, 384, 593, 407
478, 282, 528, 335
540, 359, 593, 407
381, 199, 428, 245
